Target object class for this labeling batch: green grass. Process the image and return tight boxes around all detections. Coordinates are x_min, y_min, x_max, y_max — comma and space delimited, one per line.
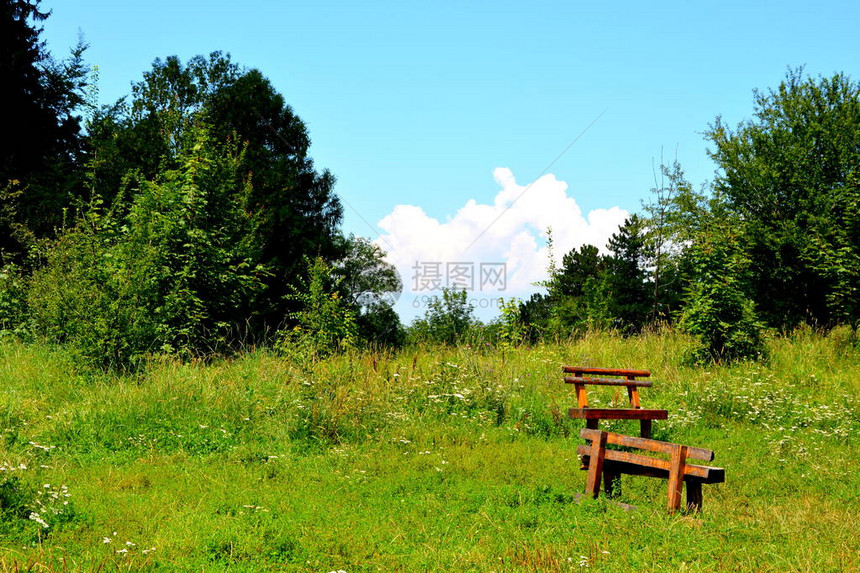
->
0, 328, 858, 571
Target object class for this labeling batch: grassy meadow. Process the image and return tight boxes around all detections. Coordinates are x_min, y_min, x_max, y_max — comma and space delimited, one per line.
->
0, 329, 858, 571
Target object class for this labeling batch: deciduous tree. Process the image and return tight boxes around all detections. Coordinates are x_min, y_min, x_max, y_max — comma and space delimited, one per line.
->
86, 52, 343, 328
707, 68, 860, 328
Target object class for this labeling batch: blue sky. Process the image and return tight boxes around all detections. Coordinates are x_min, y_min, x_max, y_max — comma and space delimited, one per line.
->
41, 1, 859, 320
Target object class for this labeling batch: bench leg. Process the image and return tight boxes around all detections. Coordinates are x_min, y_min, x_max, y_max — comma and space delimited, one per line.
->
580, 420, 599, 470
685, 481, 703, 513
666, 444, 688, 513
585, 431, 607, 498
639, 419, 652, 439
603, 471, 621, 499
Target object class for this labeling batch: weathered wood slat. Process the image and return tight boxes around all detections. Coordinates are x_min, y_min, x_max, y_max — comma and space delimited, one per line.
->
578, 446, 668, 475
562, 366, 651, 377
582, 428, 714, 461
569, 408, 668, 421
578, 453, 726, 484
564, 376, 653, 387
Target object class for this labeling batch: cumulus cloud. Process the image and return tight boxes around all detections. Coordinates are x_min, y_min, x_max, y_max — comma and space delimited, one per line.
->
376, 168, 628, 318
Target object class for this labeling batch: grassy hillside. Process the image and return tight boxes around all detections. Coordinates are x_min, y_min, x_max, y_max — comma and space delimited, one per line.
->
0, 329, 858, 571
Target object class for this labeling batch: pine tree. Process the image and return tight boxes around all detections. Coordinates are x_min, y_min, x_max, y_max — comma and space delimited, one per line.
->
604, 215, 650, 333
1, 0, 88, 252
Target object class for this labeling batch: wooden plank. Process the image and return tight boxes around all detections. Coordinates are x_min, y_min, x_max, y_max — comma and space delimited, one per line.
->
580, 445, 670, 472
583, 427, 653, 449
576, 446, 722, 481
579, 455, 725, 483
563, 366, 651, 377
584, 429, 715, 461
570, 408, 668, 421
585, 430, 608, 498
666, 444, 687, 512
564, 376, 653, 387
606, 431, 676, 453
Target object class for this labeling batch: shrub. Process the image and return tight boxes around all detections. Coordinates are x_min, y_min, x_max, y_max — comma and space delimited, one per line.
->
0, 262, 29, 336
278, 256, 358, 360
26, 127, 266, 369
496, 297, 526, 348
409, 287, 476, 345
679, 227, 766, 363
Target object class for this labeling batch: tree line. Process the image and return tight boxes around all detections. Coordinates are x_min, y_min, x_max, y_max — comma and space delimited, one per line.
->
0, 0, 402, 368
419, 67, 860, 363
2, 0, 859, 368
514, 67, 860, 361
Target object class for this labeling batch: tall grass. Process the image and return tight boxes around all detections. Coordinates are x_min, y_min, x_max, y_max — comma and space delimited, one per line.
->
0, 330, 857, 571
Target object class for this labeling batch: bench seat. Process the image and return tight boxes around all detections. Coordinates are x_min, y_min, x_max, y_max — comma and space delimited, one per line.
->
568, 408, 668, 421
578, 450, 725, 483
578, 428, 725, 512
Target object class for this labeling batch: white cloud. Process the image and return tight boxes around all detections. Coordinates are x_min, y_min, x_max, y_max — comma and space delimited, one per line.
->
376, 168, 628, 319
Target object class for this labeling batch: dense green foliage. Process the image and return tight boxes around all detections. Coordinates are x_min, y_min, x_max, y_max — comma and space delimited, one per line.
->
86, 51, 344, 328
707, 69, 860, 329
0, 332, 857, 570
678, 223, 766, 362
0, 2, 403, 364
410, 288, 478, 345
0, 0, 88, 253
516, 70, 860, 362
27, 127, 266, 367
278, 256, 359, 360
2, 2, 860, 368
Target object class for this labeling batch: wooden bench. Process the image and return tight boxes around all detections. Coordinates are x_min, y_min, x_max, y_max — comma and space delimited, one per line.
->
564, 366, 667, 438
578, 428, 725, 512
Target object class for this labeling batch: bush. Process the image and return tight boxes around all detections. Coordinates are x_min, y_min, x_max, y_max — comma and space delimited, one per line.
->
409, 288, 477, 345
26, 127, 266, 369
495, 297, 526, 347
679, 227, 766, 363
0, 262, 29, 336
277, 256, 358, 360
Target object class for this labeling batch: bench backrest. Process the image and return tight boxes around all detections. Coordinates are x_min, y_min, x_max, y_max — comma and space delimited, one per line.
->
562, 366, 651, 409
563, 366, 651, 378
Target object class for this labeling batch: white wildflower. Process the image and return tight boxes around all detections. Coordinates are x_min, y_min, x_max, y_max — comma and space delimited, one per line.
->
28, 512, 49, 529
